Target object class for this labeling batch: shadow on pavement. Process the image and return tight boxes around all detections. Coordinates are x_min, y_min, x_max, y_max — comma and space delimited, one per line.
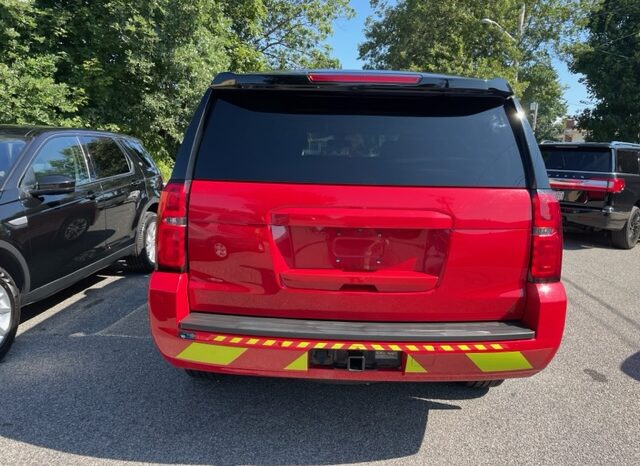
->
1, 289, 489, 465
19, 261, 146, 327
621, 352, 640, 382
562, 231, 614, 251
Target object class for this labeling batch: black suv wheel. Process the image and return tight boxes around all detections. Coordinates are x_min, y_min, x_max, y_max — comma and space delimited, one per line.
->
612, 206, 640, 249
127, 211, 157, 272
0, 267, 20, 362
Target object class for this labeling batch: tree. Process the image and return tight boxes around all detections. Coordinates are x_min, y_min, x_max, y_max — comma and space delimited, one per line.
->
571, 0, 640, 142
0, 0, 83, 126
33, 0, 231, 174
359, 1, 578, 140
28, 0, 352, 177
223, 0, 354, 70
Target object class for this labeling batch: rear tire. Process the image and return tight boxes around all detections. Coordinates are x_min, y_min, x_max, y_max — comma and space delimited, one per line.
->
611, 206, 640, 249
0, 267, 20, 362
464, 380, 504, 389
185, 369, 223, 381
127, 211, 157, 272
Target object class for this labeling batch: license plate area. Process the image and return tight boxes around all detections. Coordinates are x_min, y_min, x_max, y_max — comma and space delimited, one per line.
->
331, 228, 387, 270
309, 349, 402, 371
552, 190, 565, 201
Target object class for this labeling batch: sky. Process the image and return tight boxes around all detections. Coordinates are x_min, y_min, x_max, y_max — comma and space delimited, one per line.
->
327, 0, 591, 115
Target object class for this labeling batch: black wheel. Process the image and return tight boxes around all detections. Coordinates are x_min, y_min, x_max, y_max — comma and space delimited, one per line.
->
185, 369, 223, 381
127, 211, 157, 272
611, 206, 640, 249
463, 380, 504, 389
0, 267, 20, 362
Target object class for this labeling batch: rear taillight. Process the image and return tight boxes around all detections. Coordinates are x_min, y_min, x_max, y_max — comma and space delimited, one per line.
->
549, 177, 625, 193
529, 190, 563, 283
308, 72, 421, 84
156, 181, 189, 272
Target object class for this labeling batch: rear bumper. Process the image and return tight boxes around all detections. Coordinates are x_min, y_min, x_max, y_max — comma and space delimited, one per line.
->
148, 273, 567, 382
561, 205, 628, 230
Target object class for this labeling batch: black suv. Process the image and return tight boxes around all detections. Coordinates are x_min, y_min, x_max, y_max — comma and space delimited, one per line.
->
0, 126, 162, 360
541, 142, 640, 248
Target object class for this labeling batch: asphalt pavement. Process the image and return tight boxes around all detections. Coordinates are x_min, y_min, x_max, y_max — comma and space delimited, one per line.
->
0, 232, 638, 466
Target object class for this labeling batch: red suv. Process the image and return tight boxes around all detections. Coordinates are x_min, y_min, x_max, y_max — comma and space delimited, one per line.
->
149, 71, 567, 387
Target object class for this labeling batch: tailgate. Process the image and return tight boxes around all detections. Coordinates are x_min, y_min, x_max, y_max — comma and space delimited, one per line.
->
187, 182, 531, 322
547, 170, 614, 209
186, 89, 531, 323
542, 146, 615, 209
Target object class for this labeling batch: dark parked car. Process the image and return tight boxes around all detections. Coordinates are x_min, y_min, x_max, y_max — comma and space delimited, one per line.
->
541, 142, 640, 249
0, 126, 162, 360
149, 70, 566, 388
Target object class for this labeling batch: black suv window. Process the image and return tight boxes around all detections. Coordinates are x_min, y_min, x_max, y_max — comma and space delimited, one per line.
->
616, 150, 639, 174
541, 147, 613, 172
0, 137, 26, 181
81, 136, 131, 178
119, 138, 159, 176
195, 91, 526, 187
28, 136, 90, 185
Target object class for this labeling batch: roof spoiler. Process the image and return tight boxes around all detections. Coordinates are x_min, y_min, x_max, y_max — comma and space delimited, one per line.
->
210, 71, 513, 97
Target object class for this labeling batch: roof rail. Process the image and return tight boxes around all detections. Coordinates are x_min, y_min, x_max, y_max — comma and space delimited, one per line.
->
611, 141, 640, 147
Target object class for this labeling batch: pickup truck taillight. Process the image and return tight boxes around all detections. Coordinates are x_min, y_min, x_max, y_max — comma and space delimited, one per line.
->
156, 181, 189, 272
529, 190, 563, 283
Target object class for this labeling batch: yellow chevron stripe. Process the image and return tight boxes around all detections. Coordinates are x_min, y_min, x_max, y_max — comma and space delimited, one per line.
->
284, 353, 308, 371
405, 355, 427, 373
177, 343, 246, 366
467, 351, 532, 372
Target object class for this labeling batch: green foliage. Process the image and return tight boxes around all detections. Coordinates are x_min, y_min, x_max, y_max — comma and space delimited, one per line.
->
0, 0, 84, 125
520, 59, 566, 140
359, 0, 579, 139
224, 0, 354, 70
1, 0, 352, 174
571, 0, 640, 142
33, 0, 232, 164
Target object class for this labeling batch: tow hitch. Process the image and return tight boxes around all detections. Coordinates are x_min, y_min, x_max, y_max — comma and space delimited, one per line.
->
347, 355, 366, 372
309, 349, 402, 371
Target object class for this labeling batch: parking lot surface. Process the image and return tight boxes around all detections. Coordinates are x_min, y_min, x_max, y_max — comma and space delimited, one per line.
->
0, 232, 638, 466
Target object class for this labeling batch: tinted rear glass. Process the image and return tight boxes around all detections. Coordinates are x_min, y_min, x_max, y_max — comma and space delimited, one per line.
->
541, 147, 612, 172
0, 137, 27, 181
616, 150, 639, 174
195, 91, 526, 187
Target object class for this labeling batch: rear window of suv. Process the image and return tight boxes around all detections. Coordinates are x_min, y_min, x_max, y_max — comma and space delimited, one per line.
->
541, 147, 613, 172
195, 91, 526, 187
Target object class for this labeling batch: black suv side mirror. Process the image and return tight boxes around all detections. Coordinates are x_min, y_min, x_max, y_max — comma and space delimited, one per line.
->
30, 175, 76, 196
